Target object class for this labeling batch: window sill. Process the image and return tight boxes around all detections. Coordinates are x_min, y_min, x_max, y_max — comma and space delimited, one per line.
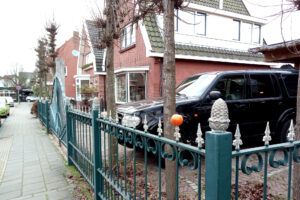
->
120, 44, 136, 53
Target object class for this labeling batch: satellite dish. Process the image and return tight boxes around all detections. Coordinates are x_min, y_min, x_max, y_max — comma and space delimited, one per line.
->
72, 50, 79, 56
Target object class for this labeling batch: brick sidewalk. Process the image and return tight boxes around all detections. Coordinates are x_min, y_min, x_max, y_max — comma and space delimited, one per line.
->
0, 103, 73, 200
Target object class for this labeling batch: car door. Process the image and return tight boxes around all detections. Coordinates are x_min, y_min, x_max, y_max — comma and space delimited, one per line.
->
247, 73, 283, 137
199, 74, 251, 137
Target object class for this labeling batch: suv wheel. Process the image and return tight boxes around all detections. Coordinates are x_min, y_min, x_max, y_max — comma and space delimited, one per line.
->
280, 119, 295, 143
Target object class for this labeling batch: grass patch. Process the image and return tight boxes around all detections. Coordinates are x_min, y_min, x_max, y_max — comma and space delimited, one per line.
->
65, 164, 94, 200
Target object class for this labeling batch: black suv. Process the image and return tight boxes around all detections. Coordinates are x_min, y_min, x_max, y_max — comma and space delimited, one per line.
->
117, 70, 298, 146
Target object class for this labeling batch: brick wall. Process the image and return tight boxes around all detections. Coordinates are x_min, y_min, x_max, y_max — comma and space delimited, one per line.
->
57, 35, 79, 98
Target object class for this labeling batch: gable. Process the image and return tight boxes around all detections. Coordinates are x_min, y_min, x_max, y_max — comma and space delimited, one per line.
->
85, 20, 105, 72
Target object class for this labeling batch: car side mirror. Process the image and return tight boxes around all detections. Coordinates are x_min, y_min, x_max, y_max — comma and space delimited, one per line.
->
209, 91, 222, 101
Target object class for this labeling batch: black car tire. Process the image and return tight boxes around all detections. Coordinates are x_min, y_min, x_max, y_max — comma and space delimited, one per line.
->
280, 119, 295, 143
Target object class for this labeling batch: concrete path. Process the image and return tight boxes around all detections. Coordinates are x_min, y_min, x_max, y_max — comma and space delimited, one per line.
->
0, 103, 73, 200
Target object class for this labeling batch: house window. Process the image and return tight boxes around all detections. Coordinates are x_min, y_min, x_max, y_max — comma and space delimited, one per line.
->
176, 9, 206, 36
116, 72, 147, 103
242, 22, 252, 43
75, 78, 90, 100
252, 24, 261, 44
86, 53, 93, 64
233, 20, 241, 41
116, 74, 127, 102
237, 21, 261, 44
129, 73, 146, 101
121, 24, 136, 49
64, 66, 67, 76
195, 12, 206, 35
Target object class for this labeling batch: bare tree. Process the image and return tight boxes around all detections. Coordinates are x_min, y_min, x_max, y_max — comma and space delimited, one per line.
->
45, 20, 59, 76
162, 0, 177, 199
92, 0, 164, 168
92, 0, 185, 198
34, 38, 48, 97
2, 65, 27, 88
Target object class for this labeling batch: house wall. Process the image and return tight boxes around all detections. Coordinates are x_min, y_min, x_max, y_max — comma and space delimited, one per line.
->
114, 24, 159, 100
114, 23, 269, 101
174, 59, 269, 85
156, 9, 263, 52
57, 35, 79, 98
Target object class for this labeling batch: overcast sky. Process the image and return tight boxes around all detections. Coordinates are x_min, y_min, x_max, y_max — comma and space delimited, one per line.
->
0, 0, 299, 76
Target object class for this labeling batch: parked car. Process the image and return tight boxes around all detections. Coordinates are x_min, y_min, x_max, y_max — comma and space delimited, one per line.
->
26, 96, 38, 102
0, 98, 10, 117
117, 69, 298, 146
5, 96, 14, 107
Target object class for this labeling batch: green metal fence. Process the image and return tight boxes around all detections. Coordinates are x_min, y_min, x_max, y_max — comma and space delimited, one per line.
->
38, 97, 300, 199
38, 99, 49, 134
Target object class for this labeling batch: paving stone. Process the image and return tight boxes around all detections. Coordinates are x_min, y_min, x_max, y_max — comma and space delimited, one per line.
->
0, 183, 22, 194
0, 190, 21, 200
47, 189, 74, 200
46, 180, 69, 190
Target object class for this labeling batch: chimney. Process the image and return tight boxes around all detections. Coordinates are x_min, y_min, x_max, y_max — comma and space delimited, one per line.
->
219, 0, 224, 9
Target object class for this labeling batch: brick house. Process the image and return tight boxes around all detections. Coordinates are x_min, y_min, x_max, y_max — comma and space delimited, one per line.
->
113, 0, 272, 104
68, 0, 275, 104
74, 20, 106, 101
57, 32, 80, 98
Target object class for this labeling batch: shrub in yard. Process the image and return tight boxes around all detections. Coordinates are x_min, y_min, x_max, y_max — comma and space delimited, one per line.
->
30, 101, 38, 117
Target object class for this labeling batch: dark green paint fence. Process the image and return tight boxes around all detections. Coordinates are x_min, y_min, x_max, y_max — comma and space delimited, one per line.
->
38, 99, 300, 200
38, 99, 49, 134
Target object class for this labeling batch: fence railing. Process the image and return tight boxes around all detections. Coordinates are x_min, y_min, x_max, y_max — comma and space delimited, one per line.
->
38, 99, 49, 134
38, 97, 300, 199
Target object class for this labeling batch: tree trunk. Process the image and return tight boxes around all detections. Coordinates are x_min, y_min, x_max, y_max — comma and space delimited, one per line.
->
162, 0, 176, 199
293, 61, 300, 200
44, 72, 48, 97
105, 0, 117, 168
39, 78, 43, 98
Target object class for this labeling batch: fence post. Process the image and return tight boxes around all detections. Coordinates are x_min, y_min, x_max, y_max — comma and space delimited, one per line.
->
45, 99, 49, 134
205, 99, 232, 200
92, 97, 101, 200
66, 104, 73, 166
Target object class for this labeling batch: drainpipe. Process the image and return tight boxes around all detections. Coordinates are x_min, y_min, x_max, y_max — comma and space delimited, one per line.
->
103, 75, 106, 109
160, 61, 163, 97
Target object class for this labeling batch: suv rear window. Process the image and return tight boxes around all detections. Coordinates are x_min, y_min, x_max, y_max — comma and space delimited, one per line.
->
282, 74, 298, 96
249, 74, 279, 98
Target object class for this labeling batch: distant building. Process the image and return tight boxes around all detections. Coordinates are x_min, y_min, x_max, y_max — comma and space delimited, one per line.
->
57, 32, 80, 99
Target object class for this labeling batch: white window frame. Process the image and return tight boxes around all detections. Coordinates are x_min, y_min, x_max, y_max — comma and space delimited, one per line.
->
74, 75, 90, 101
236, 20, 261, 44
115, 71, 147, 104
252, 24, 261, 44
175, 9, 207, 36
121, 24, 136, 49
233, 20, 241, 41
